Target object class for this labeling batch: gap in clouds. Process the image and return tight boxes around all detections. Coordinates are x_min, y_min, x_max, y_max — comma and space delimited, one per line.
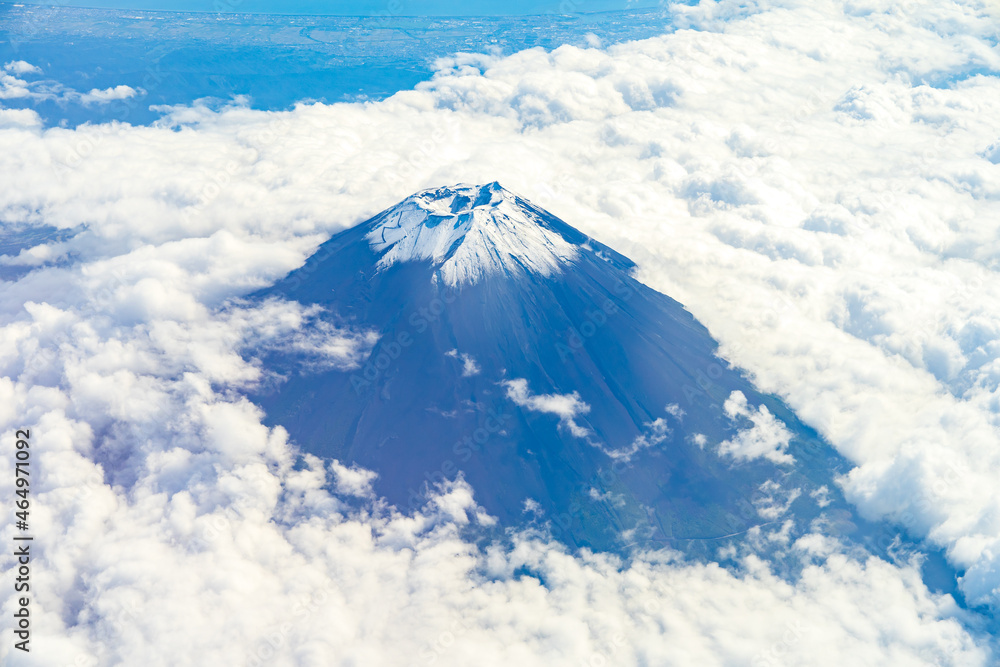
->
0, 2, 674, 128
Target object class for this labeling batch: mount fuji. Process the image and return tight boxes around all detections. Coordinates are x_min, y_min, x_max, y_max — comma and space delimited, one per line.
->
246, 182, 947, 581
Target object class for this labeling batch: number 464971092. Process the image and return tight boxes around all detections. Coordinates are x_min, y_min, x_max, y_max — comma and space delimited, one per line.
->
15, 430, 30, 517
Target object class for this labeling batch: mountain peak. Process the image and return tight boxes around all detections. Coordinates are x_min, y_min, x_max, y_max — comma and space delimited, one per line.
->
253, 182, 884, 561
365, 182, 579, 286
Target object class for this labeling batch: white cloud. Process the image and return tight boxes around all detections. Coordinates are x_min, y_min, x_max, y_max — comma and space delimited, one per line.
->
3, 60, 41, 75
0, 72, 31, 100
77, 84, 141, 104
445, 348, 481, 376
0, 72, 141, 105
0, 447, 989, 665
600, 411, 674, 462
502, 378, 591, 437
811, 485, 833, 508
330, 458, 378, 498
0, 107, 41, 129
0, 0, 998, 659
717, 390, 795, 465
752, 479, 803, 520
242, 302, 379, 373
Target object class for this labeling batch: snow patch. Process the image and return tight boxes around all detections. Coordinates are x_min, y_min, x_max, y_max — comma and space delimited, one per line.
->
366, 182, 578, 286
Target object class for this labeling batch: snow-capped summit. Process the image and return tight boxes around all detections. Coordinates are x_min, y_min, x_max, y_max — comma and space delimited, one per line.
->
365, 182, 578, 286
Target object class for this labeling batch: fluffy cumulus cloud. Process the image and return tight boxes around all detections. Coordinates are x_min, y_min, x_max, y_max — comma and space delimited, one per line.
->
0, 61, 143, 105
445, 348, 481, 376
503, 377, 593, 437
329, 459, 378, 498
77, 85, 140, 105
717, 390, 795, 465
1, 0, 1000, 662
3, 61, 41, 76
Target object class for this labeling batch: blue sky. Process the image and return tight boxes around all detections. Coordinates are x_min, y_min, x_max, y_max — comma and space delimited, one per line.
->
9, 0, 661, 14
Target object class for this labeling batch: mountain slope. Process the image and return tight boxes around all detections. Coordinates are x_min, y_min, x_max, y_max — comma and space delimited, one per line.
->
248, 183, 895, 559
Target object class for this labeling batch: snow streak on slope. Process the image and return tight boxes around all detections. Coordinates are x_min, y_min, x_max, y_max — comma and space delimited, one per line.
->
366, 182, 578, 286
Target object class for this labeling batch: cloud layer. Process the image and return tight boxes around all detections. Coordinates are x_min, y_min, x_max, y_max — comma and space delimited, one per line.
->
1, 0, 1000, 662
